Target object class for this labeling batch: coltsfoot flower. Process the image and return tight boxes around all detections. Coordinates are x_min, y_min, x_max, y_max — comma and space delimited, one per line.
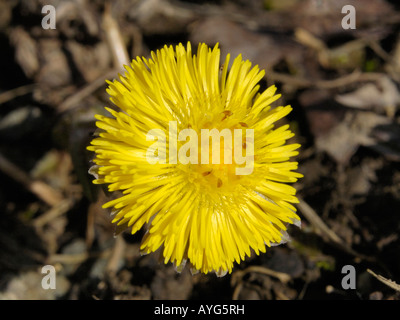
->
87, 42, 302, 276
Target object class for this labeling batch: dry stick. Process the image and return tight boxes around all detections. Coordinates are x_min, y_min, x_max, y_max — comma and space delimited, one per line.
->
48, 248, 112, 265
368, 40, 393, 63
0, 84, 36, 105
86, 201, 97, 249
57, 68, 118, 114
294, 27, 329, 67
241, 265, 291, 283
368, 39, 400, 83
232, 282, 244, 300
296, 197, 372, 260
232, 266, 291, 300
102, 2, 130, 68
57, 4, 130, 114
295, 28, 326, 52
367, 269, 400, 292
33, 198, 74, 228
85, 192, 107, 249
106, 235, 126, 274
297, 198, 344, 245
130, 24, 143, 59
273, 28, 385, 89
268, 70, 384, 90
100, 3, 131, 276
0, 152, 63, 206
315, 71, 383, 89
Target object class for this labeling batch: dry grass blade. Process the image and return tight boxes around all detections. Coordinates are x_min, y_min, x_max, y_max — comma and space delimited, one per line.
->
57, 68, 118, 113
48, 248, 112, 265
106, 235, 126, 275
296, 197, 371, 260
268, 70, 383, 90
57, 2, 130, 114
102, 2, 130, 68
0, 84, 36, 105
231, 265, 291, 300
231, 266, 291, 287
0, 152, 63, 206
297, 197, 344, 244
367, 269, 400, 292
33, 198, 74, 229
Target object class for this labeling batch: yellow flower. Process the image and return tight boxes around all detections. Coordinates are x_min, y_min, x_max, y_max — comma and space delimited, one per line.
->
87, 42, 302, 276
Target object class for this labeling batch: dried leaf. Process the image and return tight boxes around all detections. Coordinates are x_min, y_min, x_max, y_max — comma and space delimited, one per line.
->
129, 0, 196, 35
316, 111, 392, 163
335, 76, 400, 116
10, 27, 39, 78
190, 17, 303, 71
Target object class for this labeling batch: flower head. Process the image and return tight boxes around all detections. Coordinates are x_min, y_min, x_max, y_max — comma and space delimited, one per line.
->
88, 42, 302, 276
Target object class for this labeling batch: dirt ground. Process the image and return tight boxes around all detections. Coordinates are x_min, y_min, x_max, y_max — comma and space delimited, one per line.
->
0, 0, 400, 300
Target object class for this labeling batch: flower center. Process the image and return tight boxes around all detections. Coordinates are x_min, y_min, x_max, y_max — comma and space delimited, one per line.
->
175, 111, 255, 193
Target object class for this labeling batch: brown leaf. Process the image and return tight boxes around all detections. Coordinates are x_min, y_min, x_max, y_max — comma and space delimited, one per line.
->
10, 27, 39, 78
190, 17, 303, 71
335, 75, 400, 116
129, 0, 197, 35
288, 0, 394, 38
315, 111, 391, 164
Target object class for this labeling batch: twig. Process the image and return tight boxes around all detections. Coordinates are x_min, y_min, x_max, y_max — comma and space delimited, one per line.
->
268, 70, 383, 90
297, 198, 344, 245
368, 40, 393, 63
295, 28, 326, 52
106, 235, 126, 275
367, 269, 400, 292
315, 71, 382, 89
296, 197, 372, 260
33, 198, 74, 228
86, 192, 106, 249
57, 2, 131, 114
231, 265, 291, 300
239, 265, 291, 283
0, 84, 36, 105
57, 68, 118, 114
102, 2, 130, 68
130, 24, 143, 58
86, 202, 96, 249
0, 152, 63, 206
48, 248, 112, 265
49, 252, 89, 264
232, 281, 244, 300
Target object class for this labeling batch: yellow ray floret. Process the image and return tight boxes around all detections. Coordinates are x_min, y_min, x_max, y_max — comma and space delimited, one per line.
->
88, 42, 303, 276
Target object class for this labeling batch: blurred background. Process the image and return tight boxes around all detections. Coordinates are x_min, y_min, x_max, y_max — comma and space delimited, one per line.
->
0, 0, 400, 300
